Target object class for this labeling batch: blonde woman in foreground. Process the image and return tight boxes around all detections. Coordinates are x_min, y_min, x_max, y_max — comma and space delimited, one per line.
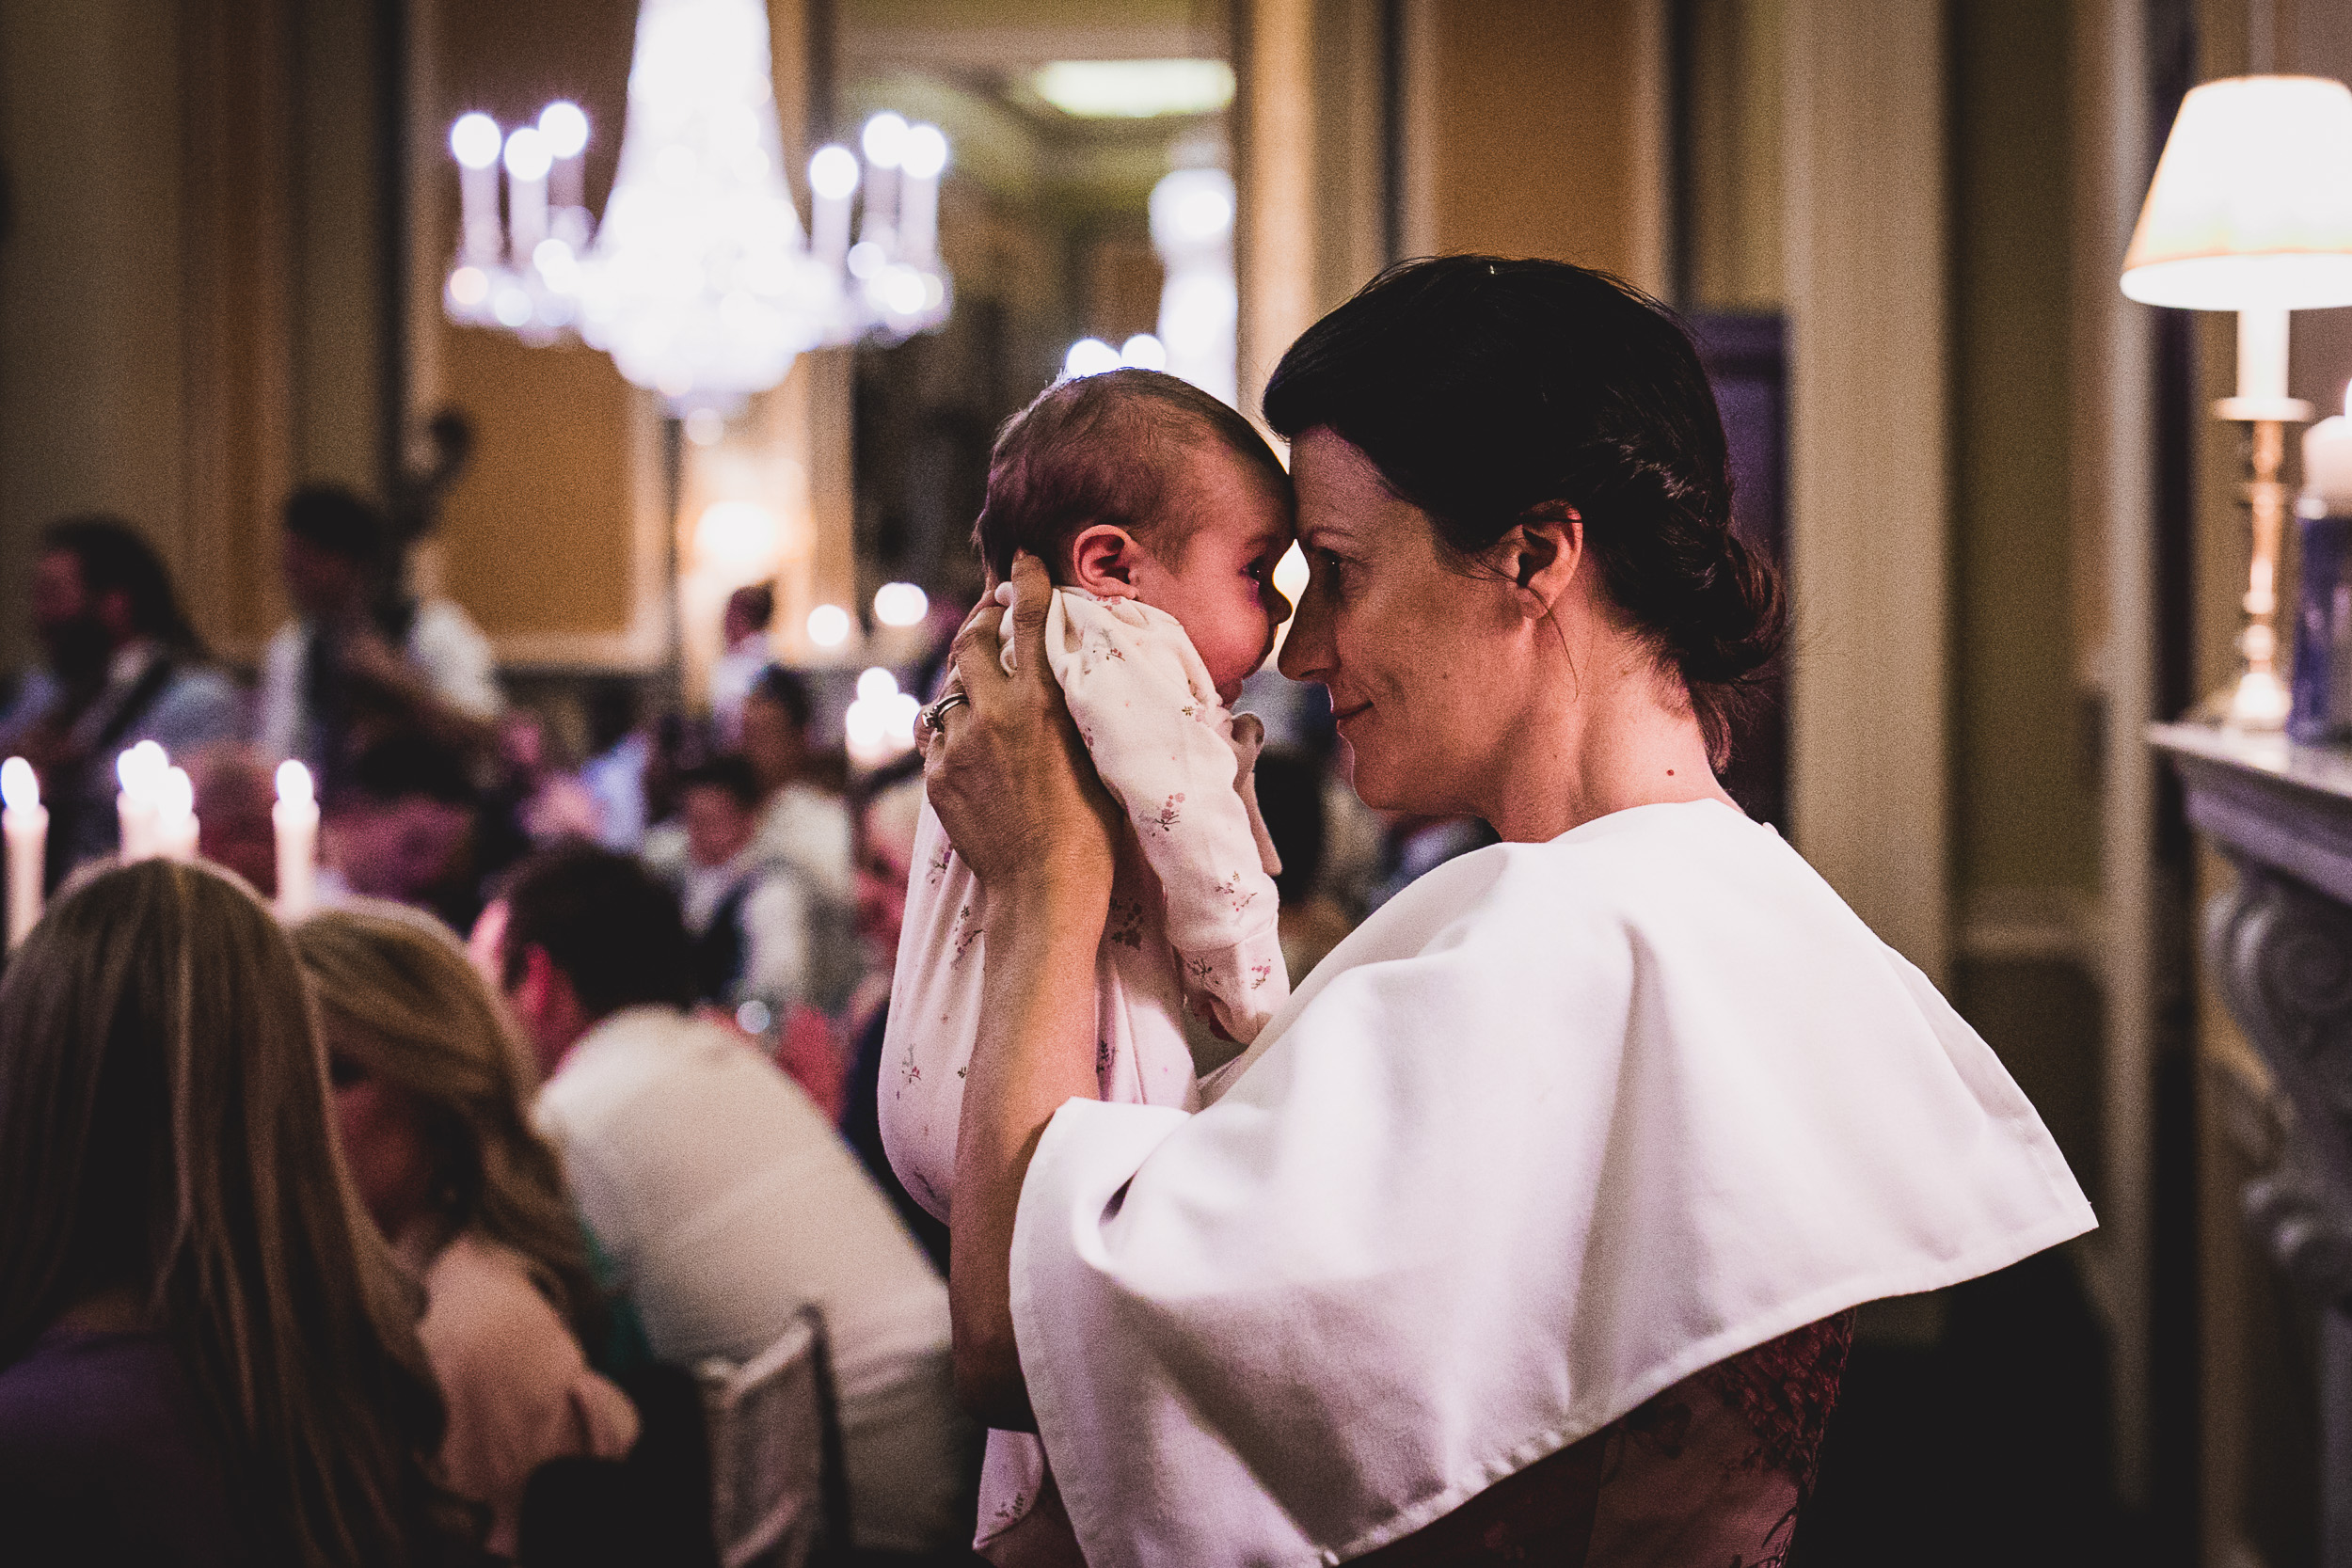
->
0, 861, 474, 1568
293, 900, 639, 1558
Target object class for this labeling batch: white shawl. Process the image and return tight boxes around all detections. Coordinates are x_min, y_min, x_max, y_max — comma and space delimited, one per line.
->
1008, 800, 2093, 1568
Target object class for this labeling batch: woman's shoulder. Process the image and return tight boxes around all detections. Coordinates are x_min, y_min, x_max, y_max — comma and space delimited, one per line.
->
0, 1330, 247, 1554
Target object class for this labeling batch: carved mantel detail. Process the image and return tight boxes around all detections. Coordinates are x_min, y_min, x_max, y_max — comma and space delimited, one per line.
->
2211, 864, 2352, 1300
2155, 721, 2352, 1567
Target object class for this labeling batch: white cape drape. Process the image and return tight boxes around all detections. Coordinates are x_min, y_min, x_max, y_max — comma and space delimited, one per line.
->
1008, 800, 2094, 1568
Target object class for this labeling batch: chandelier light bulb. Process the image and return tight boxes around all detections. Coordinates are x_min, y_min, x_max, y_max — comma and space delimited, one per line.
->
807, 603, 852, 647
1120, 334, 1168, 371
448, 266, 490, 307
862, 112, 910, 168
1063, 338, 1120, 380
873, 581, 929, 626
117, 740, 168, 799
900, 123, 948, 181
538, 101, 590, 159
809, 145, 861, 201
276, 760, 313, 809
857, 666, 900, 703
847, 241, 886, 279
451, 113, 503, 169
504, 127, 553, 182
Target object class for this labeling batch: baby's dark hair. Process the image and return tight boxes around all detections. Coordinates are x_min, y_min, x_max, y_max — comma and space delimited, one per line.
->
973, 368, 1290, 583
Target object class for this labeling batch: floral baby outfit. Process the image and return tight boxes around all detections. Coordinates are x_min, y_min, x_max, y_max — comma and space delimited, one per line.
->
880, 587, 1288, 1552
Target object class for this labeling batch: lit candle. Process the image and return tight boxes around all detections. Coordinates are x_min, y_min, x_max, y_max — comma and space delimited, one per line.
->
156, 767, 199, 863
898, 123, 947, 265
539, 101, 589, 215
3, 757, 46, 949
2304, 382, 2352, 515
808, 145, 860, 273
274, 760, 319, 919
859, 113, 906, 253
116, 740, 168, 862
450, 114, 504, 265
504, 127, 551, 266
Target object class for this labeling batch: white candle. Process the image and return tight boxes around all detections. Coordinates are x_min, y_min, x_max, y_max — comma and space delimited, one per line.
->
3, 757, 46, 949
2304, 382, 2352, 515
808, 145, 860, 273
156, 767, 199, 863
504, 127, 551, 268
858, 112, 906, 252
2238, 307, 2292, 404
898, 124, 947, 264
273, 760, 319, 919
116, 740, 168, 862
450, 114, 505, 265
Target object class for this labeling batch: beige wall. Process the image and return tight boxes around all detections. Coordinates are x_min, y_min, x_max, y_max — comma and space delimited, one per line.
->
0, 0, 391, 668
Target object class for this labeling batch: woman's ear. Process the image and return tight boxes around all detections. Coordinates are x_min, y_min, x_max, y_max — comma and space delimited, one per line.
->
1492, 505, 1583, 618
1070, 524, 1142, 598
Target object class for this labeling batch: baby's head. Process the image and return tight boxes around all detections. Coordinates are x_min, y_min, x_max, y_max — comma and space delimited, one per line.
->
976, 368, 1295, 702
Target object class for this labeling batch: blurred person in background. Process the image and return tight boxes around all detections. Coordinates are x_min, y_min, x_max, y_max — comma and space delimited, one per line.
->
835, 768, 949, 1276
474, 709, 603, 892
259, 484, 501, 785
0, 517, 242, 881
321, 733, 480, 923
739, 665, 853, 907
496, 846, 971, 1560
0, 862, 473, 1567
1251, 747, 1357, 980
579, 678, 649, 853
739, 666, 860, 1012
707, 583, 775, 747
188, 742, 281, 898
673, 753, 812, 1012
293, 903, 638, 1558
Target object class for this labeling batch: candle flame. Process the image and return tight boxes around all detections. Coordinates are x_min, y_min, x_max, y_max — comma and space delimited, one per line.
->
0, 757, 37, 813
276, 760, 314, 809
116, 740, 168, 799
159, 767, 194, 819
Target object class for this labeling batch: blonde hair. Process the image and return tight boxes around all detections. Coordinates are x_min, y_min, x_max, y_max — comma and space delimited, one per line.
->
290, 900, 603, 1345
0, 861, 462, 1567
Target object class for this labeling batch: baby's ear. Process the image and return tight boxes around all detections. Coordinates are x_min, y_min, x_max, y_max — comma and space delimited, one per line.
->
1069, 524, 1140, 598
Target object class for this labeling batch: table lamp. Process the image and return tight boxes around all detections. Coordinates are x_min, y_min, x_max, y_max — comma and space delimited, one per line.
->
2122, 74, 2352, 727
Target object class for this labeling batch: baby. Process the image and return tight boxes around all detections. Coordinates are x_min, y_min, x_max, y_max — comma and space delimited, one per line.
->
881, 367, 1296, 1555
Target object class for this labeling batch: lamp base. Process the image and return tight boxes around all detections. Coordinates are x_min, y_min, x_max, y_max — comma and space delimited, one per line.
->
2219, 666, 2292, 730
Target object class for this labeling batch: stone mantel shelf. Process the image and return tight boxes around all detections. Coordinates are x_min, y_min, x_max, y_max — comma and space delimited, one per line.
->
2154, 721, 2352, 1568
2151, 721, 2352, 907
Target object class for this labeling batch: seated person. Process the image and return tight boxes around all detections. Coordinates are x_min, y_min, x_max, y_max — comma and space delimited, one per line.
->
707, 584, 775, 747
187, 742, 283, 899
674, 754, 811, 1010
496, 846, 970, 1558
0, 862, 469, 1567
320, 733, 478, 921
293, 902, 638, 1558
259, 484, 502, 783
0, 517, 243, 879
881, 366, 1296, 1557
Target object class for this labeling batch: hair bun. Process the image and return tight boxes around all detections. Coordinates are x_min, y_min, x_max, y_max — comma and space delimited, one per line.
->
1671, 525, 1785, 689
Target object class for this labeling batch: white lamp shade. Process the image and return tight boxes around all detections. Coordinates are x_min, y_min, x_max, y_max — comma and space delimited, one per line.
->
2122, 74, 2352, 310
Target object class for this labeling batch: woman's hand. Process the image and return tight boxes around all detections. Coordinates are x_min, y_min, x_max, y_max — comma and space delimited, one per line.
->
924, 553, 1120, 906
927, 554, 1121, 1430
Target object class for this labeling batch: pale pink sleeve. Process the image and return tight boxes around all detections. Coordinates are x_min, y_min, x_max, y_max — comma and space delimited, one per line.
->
1045, 594, 1290, 1044
877, 800, 989, 1223
419, 1234, 640, 1558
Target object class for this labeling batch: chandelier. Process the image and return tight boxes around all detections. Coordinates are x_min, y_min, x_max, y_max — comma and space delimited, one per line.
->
443, 0, 951, 415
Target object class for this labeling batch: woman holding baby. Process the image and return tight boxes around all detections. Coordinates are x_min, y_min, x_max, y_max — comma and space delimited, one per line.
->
918, 257, 2092, 1566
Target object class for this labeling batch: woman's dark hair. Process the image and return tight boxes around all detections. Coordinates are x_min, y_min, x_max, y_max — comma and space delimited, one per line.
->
40, 515, 207, 657
500, 845, 695, 1019
1263, 257, 1784, 766
0, 862, 469, 1566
